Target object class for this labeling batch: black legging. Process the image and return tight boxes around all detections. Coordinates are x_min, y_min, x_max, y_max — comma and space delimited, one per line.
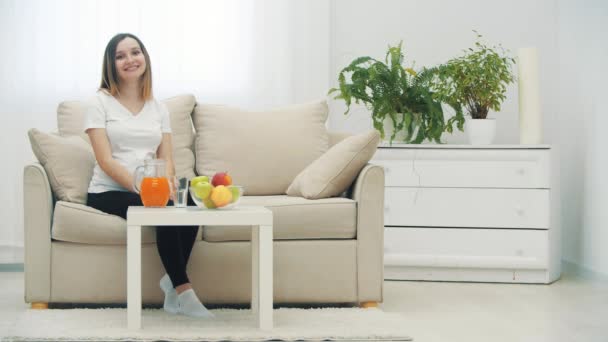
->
87, 191, 198, 288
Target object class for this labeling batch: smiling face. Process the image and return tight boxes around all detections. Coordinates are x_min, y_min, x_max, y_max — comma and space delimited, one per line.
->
114, 37, 147, 83
100, 33, 153, 99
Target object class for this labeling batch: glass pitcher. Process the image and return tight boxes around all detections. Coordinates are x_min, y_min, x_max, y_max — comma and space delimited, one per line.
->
133, 158, 170, 207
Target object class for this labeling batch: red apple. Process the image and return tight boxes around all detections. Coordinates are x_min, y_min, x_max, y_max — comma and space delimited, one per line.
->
212, 172, 232, 186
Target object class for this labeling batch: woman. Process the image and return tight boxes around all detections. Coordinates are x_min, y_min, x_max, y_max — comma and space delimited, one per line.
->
84, 33, 213, 318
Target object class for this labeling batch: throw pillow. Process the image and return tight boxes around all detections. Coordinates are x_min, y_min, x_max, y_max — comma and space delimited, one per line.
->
27, 129, 95, 204
286, 130, 380, 199
56, 94, 197, 179
192, 100, 330, 195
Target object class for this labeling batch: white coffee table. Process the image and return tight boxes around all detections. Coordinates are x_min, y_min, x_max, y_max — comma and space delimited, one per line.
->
126, 205, 274, 330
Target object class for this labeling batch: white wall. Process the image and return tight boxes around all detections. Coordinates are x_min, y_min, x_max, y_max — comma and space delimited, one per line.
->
327, 0, 606, 277
0, 0, 329, 259
557, 0, 608, 275
328, 0, 561, 144
2, 0, 606, 276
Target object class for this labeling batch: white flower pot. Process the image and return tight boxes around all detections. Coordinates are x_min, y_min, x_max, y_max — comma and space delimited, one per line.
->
383, 116, 407, 142
466, 118, 496, 145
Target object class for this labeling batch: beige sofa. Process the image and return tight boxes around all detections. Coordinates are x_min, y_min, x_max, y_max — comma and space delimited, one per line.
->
23, 95, 385, 308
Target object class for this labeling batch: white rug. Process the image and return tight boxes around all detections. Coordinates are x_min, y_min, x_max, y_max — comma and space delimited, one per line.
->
3, 307, 411, 341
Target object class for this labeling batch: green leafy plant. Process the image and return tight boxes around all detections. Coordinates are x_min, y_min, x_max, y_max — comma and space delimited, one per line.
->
432, 31, 516, 119
328, 42, 464, 144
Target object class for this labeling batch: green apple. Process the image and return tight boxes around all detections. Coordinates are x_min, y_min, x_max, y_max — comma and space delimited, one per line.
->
202, 197, 216, 209
229, 186, 241, 202
193, 182, 212, 199
190, 176, 209, 188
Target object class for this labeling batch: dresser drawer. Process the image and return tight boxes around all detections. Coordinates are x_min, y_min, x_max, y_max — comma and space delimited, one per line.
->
385, 187, 550, 229
384, 227, 548, 270
373, 148, 550, 188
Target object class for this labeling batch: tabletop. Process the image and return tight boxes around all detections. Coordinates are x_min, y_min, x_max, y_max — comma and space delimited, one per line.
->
126, 205, 273, 226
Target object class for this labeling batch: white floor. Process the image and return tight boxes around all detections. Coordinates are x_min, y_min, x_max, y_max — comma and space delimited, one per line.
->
1, 270, 607, 342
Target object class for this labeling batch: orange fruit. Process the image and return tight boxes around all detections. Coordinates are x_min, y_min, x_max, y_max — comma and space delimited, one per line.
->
210, 185, 232, 207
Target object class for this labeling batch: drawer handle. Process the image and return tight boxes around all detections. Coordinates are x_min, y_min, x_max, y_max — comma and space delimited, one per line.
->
517, 168, 526, 175
384, 206, 390, 212
384, 167, 391, 174
515, 206, 525, 216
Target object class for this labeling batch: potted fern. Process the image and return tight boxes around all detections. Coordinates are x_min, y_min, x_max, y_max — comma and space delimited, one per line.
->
329, 42, 464, 144
432, 32, 516, 144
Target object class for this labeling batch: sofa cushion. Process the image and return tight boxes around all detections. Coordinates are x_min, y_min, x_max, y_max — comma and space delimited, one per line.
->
28, 129, 95, 204
287, 130, 380, 199
160, 95, 197, 179
328, 131, 353, 147
57, 101, 90, 143
202, 195, 356, 242
56, 94, 197, 179
192, 101, 329, 195
51, 201, 157, 245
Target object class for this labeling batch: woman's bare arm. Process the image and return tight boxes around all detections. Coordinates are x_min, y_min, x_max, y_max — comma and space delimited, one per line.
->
87, 128, 138, 192
157, 133, 176, 177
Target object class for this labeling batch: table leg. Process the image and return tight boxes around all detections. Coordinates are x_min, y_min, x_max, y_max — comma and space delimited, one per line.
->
127, 225, 141, 330
251, 226, 259, 314
252, 225, 273, 330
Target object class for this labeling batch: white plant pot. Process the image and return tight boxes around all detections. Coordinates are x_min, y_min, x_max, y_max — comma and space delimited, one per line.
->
383, 116, 407, 142
466, 118, 496, 145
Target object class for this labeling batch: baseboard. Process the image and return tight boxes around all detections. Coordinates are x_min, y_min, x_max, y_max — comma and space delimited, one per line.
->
562, 260, 608, 282
385, 265, 554, 283
0, 263, 24, 272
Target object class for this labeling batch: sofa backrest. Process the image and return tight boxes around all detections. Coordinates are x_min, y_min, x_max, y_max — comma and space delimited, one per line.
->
161, 95, 197, 180
191, 100, 330, 195
55, 96, 346, 197
328, 131, 352, 148
57, 101, 91, 144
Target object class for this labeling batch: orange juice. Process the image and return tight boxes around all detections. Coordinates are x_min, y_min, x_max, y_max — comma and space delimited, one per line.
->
140, 177, 170, 207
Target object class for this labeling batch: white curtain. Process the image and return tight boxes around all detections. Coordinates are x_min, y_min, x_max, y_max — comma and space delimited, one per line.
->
0, 0, 329, 260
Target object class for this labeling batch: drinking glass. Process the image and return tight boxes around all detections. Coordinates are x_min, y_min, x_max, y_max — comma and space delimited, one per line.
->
173, 176, 189, 208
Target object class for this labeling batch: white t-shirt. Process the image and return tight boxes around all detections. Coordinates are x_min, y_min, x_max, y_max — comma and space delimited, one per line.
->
84, 90, 172, 193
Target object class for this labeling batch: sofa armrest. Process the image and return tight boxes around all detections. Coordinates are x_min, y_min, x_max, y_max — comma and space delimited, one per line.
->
351, 163, 385, 303
23, 163, 54, 303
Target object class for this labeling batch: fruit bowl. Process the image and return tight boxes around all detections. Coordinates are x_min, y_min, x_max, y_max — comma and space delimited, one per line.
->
190, 185, 244, 210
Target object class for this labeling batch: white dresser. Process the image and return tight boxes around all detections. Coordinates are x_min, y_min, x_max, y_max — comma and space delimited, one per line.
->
372, 144, 561, 284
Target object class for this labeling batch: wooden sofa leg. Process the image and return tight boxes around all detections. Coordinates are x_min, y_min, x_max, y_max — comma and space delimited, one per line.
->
31, 302, 49, 309
359, 301, 378, 308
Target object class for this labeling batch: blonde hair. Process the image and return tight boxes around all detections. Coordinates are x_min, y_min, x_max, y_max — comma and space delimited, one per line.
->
99, 33, 152, 100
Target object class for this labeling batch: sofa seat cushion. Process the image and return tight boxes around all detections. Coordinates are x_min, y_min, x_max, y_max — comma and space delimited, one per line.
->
51, 201, 157, 245
202, 196, 356, 242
